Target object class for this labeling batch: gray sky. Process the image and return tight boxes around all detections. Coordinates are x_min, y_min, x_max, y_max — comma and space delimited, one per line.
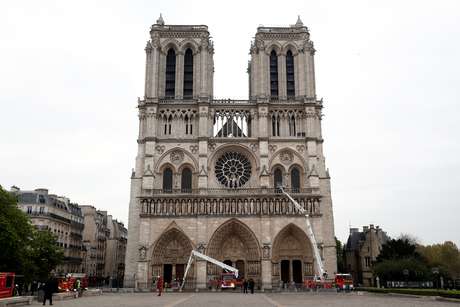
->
1, 0, 459, 246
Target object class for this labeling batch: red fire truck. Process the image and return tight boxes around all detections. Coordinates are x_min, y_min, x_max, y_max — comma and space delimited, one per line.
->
220, 273, 242, 289
0, 272, 15, 298
334, 273, 354, 291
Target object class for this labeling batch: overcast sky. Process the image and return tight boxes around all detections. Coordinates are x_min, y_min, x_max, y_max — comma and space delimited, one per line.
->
1, 0, 459, 246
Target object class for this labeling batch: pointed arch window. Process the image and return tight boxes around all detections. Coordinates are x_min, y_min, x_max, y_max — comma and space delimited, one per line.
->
274, 168, 283, 192
163, 167, 173, 193
165, 48, 176, 98
270, 50, 279, 98
272, 115, 280, 137
291, 167, 300, 192
288, 114, 296, 136
181, 168, 192, 193
286, 50, 295, 98
183, 48, 193, 98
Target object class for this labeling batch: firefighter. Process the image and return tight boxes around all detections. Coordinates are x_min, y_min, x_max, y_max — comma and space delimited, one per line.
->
156, 276, 163, 296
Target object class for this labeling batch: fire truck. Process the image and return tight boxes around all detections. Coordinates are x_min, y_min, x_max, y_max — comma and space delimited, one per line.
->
58, 273, 88, 292
0, 272, 15, 299
180, 250, 239, 291
334, 273, 354, 291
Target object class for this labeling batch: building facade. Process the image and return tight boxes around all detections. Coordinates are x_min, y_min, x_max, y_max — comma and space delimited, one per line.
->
81, 206, 110, 279
104, 215, 128, 287
344, 225, 389, 286
124, 16, 337, 290
13, 187, 85, 274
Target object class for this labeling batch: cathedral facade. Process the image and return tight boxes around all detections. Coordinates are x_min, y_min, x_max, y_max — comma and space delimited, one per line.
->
124, 16, 337, 290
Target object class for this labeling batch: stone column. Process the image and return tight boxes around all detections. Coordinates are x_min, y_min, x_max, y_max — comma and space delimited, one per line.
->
198, 104, 209, 189
176, 52, 184, 99
278, 54, 286, 100
196, 259, 207, 290
144, 44, 153, 98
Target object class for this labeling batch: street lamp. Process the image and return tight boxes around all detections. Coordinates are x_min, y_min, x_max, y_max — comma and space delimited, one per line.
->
431, 267, 439, 289
402, 269, 409, 287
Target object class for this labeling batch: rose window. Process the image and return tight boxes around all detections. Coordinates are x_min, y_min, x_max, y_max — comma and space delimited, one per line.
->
215, 152, 251, 188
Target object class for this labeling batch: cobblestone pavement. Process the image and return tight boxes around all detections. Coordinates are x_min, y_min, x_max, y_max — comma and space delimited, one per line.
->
31, 292, 456, 307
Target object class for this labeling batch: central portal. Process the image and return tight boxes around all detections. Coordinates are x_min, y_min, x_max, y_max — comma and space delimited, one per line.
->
206, 219, 261, 285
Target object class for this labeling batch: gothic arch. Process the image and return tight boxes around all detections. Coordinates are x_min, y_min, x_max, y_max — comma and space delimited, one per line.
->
179, 40, 199, 54
265, 41, 282, 55
269, 148, 307, 173
272, 223, 313, 261
155, 147, 199, 173
206, 218, 261, 280
209, 144, 260, 171
149, 225, 195, 286
160, 39, 180, 54
271, 223, 315, 284
281, 43, 300, 56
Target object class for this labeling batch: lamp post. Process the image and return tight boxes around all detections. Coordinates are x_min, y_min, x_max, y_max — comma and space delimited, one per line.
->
402, 269, 409, 288
432, 267, 439, 289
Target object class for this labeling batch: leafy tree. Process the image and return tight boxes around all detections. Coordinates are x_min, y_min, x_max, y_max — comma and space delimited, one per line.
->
335, 237, 345, 273
375, 235, 429, 283
0, 185, 33, 275
419, 241, 460, 279
377, 237, 423, 262
0, 185, 63, 282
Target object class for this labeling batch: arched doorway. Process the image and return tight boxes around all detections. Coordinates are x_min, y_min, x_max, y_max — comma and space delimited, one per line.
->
206, 219, 261, 285
272, 224, 314, 288
150, 227, 194, 288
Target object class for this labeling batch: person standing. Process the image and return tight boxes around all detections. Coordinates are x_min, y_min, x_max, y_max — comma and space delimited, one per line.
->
243, 279, 248, 294
156, 276, 164, 296
249, 278, 255, 294
43, 276, 57, 305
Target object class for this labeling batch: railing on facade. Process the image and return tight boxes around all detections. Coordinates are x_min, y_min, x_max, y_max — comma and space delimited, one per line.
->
28, 211, 71, 224
148, 187, 316, 196
139, 191, 321, 218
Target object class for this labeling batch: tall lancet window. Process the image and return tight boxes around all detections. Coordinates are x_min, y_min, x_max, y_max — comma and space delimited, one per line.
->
270, 50, 279, 98
163, 167, 173, 193
165, 48, 176, 98
183, 48, 193, 98
286, 50, 295, 98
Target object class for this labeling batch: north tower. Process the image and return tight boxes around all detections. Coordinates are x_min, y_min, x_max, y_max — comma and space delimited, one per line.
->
124, 16, 337, 290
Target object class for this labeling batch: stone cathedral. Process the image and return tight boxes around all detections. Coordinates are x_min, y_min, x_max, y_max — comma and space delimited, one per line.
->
124, 16, 337, 290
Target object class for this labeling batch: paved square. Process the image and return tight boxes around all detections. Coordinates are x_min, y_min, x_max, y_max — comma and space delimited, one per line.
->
32, 292, 455, 307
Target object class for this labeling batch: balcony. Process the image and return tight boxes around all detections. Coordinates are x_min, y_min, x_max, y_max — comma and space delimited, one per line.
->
139, 188, 321, 218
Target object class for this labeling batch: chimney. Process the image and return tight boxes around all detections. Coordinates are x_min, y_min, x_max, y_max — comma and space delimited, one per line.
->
363, 226, 369, 232
350, 228, 359, 234
370, 224, 375, 229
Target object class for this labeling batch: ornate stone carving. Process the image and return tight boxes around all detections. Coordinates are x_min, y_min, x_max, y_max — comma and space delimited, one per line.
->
268, 144, 277, 153
155, 145, 165, 154
262, 244, 271, 259
189, 145, 198, 154
250, 143, 258, 152
140, 195, 321, 217
208, 141, 216, 151
139, 246, 147, 260
296, 145, 305, 153
197, 242, 206, 254
279, 151, 294, 165
170, 150, 184, 164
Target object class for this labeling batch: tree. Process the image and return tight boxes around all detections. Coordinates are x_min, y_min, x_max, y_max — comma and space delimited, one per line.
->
0, 185, 63, 282
374, 235, 429, 283
419, 241, 460, 279
335, 237, 345, 273
0, 185, 33, 274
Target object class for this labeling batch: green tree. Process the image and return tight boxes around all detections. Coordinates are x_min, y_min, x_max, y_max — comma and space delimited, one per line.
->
0, 185, 33, 275
374, 235, 430, 283
0, 185, 63, 282
419, 241, 460, 279
335, 237, 345, 273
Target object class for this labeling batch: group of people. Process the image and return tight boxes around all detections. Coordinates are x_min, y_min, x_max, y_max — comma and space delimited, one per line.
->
241, 278, 255, 294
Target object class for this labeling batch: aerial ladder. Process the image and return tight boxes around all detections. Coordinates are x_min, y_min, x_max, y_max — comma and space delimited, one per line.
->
180, 250, 239, 291
279, 187, 327, 282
